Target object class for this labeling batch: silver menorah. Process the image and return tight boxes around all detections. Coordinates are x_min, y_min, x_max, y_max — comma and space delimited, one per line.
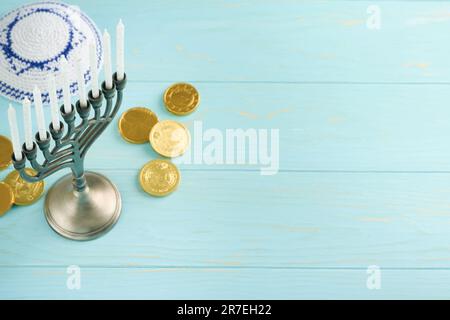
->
12, 72, 127, 241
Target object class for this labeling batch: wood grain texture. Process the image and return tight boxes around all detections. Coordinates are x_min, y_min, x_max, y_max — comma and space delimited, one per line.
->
1, 0, 450, 299
0, 0, 449, 83
4, 83, 450, 172
2, 267, 449, 299
2, 170, 450, 269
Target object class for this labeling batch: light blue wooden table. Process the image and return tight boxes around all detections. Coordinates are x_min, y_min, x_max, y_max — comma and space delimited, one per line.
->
2, 0, 450, 299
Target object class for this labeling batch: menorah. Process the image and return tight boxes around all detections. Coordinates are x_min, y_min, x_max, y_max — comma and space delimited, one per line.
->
11, 73, 127, 241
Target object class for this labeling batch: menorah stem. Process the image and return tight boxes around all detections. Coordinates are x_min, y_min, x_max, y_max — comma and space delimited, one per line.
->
71, 162, 87, 192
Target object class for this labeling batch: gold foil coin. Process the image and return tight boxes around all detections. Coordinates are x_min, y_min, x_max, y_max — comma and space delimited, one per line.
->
4, 168, 44, 206
0, 135, 13, 170
149, 120, 190, 158
164, 83, 200, 116
119, 107, 159, 144
0, 182, 14, 216
139, 160, 180, 197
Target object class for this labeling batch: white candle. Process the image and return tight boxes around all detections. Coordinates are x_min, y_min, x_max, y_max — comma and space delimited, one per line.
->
103, 29, 113, 89
48, 76, 60, 131
22, 98, 33, 150
60, 57, 72, 113
116, 19, 125, 81
89, 42, 100, 98
33, 86, 47, 141
77, 59, 87, 107
8, 104, 22, 161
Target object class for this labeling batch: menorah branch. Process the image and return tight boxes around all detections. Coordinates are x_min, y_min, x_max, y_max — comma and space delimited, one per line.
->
12, 74, 127, 193
81, 73, 126, 158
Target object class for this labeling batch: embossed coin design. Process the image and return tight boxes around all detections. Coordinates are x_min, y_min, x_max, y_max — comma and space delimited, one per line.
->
149, 120, 190, 157
0, 135, 13, 170
0, 182, 14, 216
164, 83, 200, 116
4, 168, 44, 206
139, 160, 180, 197
119, 107, 159, 144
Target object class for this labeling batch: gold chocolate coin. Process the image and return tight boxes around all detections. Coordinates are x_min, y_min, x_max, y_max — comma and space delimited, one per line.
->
0, 182, 14, 216
4, 168, 44, 206
119, 107, 159, 144
149, 120, 190, 158
164, 83, 200, 116
0, 135, 13, 170
139, 160, 180, 197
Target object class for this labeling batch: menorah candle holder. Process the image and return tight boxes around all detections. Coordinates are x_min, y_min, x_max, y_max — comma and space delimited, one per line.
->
12, 73, 127, 241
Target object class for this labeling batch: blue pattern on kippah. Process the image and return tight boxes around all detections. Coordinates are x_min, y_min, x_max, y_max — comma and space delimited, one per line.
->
0, 1, 103, 103
2, 8, 78, 75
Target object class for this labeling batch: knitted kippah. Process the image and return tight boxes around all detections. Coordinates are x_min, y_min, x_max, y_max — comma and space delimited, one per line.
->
0, 1, 103, 104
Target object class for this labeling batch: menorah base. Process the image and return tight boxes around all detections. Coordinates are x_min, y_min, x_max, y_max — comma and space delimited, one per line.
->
44, 171, 122, 241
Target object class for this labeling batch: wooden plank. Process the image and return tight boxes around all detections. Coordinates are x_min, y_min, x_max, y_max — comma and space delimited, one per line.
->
1, 0, 450, 83
1, 170, 450, 268
4, 82, 450, 172
1, 266, 449, 299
